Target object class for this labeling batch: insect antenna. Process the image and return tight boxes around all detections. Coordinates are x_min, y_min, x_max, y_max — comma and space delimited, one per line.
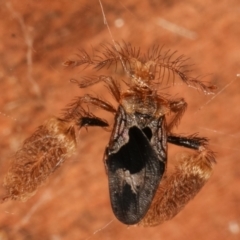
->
63, 49, 95, 68
70, 76, 103, 88
98, 0, 130, 77
147, 45, 163, 62
154, 49, 216, 94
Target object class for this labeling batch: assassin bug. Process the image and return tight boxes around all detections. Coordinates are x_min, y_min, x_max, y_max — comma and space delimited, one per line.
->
2, 42, 216, 226
62, 42, 216, 225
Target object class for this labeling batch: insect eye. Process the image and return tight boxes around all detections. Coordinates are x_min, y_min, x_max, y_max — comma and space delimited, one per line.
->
142, 127, 152, 140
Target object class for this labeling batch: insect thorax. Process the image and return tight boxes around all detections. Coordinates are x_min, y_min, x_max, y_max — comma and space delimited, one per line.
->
120, 91, 170, 126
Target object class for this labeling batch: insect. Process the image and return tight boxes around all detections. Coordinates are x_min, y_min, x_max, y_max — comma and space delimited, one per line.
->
2, 42, 216, 226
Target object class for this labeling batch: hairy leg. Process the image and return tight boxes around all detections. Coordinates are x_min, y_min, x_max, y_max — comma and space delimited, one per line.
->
139, 134, 215, 226
167, 98, 187, 131
71, 75, 121, 102
62, 94, 116, 123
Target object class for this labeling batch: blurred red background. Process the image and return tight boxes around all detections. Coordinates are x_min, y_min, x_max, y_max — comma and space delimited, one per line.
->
0, 0, 240, 239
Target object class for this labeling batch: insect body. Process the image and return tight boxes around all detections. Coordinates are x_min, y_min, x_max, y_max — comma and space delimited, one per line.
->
106, 101, 167, 224
3, 42, 216, 226
63, 43, 216, 225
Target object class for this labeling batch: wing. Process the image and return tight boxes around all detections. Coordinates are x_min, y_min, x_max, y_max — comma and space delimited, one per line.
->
105, 126, 165, 224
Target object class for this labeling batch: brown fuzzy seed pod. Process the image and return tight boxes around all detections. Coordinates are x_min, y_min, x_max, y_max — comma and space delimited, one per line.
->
2, 117, 76, 202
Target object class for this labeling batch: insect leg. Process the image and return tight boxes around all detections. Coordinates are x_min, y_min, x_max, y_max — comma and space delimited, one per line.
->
62, 94, 116, 122
139, 134, 215, 227
3, 117, 77, 202
80, 94, 117, 113
167, 133, 209, 150
72, 75, 121, 101
102, 76, 121, 102
167, 98, 187, 131
79, 116, 109, 128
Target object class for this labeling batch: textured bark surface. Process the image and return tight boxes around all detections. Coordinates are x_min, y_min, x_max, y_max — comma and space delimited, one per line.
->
0, 0, 240, 239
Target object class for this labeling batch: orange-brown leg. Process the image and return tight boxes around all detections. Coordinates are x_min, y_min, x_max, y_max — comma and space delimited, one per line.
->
80, 94, 116, 113
72, 75, 121, 102
62, 94, 116, 122
3, 117, 77, 202
139, 134, 215, 227
167, 98, 187, 131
